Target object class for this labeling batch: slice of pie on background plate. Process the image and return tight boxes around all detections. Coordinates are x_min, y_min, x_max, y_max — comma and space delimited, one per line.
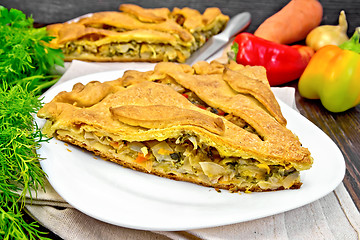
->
46, 4, 229, 63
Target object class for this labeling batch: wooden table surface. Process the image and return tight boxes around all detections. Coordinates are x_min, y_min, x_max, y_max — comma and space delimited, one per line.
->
291, 83, 360, 211
3, 0, 360, 238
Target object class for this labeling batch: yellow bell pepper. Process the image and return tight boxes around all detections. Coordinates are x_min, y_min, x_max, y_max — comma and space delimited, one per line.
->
298, 28, 360, 112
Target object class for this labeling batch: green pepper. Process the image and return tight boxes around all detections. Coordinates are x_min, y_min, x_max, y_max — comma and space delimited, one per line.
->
298, 28, 360, 112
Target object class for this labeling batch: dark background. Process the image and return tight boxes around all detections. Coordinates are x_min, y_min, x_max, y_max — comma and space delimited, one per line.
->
1, 0, 360, 239
2, 0, 360, 34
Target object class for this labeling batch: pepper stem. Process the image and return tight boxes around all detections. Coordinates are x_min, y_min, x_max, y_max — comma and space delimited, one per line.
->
339, 27, 360, 54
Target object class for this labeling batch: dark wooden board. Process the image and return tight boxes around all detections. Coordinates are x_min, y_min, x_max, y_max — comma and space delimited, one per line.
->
292, 82, 360, 211
2, 0, 360, 34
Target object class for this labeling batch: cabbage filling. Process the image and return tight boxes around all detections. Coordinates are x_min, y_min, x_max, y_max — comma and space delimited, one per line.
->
54, 128, 300, 191
63, 41, 191, 62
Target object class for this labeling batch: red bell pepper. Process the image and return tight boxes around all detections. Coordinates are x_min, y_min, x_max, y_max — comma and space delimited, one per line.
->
231, 33, 314, 86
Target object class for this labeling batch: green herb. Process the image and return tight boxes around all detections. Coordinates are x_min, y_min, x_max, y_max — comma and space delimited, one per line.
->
0, 84, 51, 239
0, 6, 64, 239
0, 6, 64, 94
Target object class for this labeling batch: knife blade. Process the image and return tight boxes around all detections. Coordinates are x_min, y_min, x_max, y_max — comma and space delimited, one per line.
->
185, 12, 251, 65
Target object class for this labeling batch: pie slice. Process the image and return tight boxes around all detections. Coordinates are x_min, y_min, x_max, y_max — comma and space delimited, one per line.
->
37, 61, 312, 192
119, 60, 287, 132
46, 4, 229, 63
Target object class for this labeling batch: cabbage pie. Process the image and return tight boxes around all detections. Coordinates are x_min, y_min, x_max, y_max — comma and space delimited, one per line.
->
37, 61, 313, 192
46, 4, 229, 62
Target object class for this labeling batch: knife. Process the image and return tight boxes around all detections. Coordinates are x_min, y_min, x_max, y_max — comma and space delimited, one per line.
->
185, 12, 251, 65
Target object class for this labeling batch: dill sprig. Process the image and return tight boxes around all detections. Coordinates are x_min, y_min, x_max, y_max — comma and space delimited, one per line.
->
0, 201, 49, 239
0, 84, 51, 239
0, 6, 64, 240
0, 6, 64, 94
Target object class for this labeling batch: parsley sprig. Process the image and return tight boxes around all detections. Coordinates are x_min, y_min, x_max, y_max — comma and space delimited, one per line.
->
0, 6, 64, 239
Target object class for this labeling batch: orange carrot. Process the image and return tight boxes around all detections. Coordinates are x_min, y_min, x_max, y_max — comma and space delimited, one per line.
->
135, 152, 149, 163
254, 0, 323, 44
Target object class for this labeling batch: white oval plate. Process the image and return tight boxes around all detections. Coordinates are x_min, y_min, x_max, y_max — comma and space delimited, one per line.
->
36, 70, 345, 231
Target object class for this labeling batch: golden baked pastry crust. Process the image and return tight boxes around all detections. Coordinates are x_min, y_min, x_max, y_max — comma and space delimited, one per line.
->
46, 4, 229, 62
116, 61, 311, 165
37, 61, 312, 192
119, 4, 170, 23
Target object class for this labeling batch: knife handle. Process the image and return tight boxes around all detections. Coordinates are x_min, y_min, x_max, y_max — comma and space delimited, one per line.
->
220, 12, 251, 39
